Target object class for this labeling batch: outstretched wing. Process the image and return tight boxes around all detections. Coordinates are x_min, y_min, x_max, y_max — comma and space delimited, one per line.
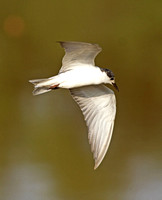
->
58, 41, 102, 73
70, 85, 116, 169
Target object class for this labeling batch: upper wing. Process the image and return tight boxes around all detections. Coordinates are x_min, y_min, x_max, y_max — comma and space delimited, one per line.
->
70, 85, 116, 169
58, 41, 102, 73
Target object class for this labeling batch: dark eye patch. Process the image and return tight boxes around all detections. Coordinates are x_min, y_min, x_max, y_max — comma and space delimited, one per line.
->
100, 68, 115, 79
106, 70, 115, 80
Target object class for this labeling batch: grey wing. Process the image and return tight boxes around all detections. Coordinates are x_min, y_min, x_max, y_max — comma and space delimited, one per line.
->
58, 41, 102, 73
70, 85, 116, 169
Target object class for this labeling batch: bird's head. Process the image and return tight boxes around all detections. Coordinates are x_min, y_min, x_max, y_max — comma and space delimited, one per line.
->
101, 68, 119, 91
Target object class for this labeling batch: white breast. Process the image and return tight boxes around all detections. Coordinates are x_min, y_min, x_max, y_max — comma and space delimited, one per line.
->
58, 65, 108, 89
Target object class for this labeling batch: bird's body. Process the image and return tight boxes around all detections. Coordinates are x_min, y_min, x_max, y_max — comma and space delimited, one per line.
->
33, 64, 109, 90
29, 41, 118, 169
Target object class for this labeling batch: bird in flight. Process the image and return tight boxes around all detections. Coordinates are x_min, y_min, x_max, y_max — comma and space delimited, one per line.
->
29, 41, 118, 169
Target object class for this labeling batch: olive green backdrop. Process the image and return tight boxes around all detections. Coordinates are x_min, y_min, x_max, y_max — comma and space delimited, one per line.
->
0, 0, 161, 199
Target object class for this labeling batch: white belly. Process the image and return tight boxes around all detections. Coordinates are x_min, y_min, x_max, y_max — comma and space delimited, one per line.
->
58, 66, 106, 89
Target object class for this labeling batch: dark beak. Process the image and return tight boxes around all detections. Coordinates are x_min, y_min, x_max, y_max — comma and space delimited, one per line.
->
112, 83, 119, 92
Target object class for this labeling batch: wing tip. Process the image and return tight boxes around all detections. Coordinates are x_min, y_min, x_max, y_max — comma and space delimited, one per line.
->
93, 158, 102, 170
94, 164, 99, 170
56, 41, 64, 47
56, 41, 102, 51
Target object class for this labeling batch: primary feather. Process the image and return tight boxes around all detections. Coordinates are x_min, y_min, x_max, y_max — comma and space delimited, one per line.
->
70, 84, 116, 169
58, 41, 102, 73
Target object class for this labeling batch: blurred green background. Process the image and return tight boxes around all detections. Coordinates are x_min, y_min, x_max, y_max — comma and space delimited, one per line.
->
0, 0, 161, 199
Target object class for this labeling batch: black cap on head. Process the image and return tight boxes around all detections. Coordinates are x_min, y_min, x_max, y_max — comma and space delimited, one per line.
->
100, 68, 115, 79
105, 69, 114, 79
100, 68, 119, 91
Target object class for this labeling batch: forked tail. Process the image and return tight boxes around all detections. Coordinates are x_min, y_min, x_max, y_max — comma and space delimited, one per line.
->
29, 78, 59, 95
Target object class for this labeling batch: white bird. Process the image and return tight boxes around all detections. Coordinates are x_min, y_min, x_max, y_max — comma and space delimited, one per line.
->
29, 41, 118, 169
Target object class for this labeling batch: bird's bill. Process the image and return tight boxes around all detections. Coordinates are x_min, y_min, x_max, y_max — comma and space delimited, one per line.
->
112, 82, 119, 91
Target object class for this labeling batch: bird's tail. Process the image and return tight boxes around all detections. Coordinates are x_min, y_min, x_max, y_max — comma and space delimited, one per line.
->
29, 78, 59, 95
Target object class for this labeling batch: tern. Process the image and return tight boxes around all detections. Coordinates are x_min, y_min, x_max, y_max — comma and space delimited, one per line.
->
29, 41, 118, 169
